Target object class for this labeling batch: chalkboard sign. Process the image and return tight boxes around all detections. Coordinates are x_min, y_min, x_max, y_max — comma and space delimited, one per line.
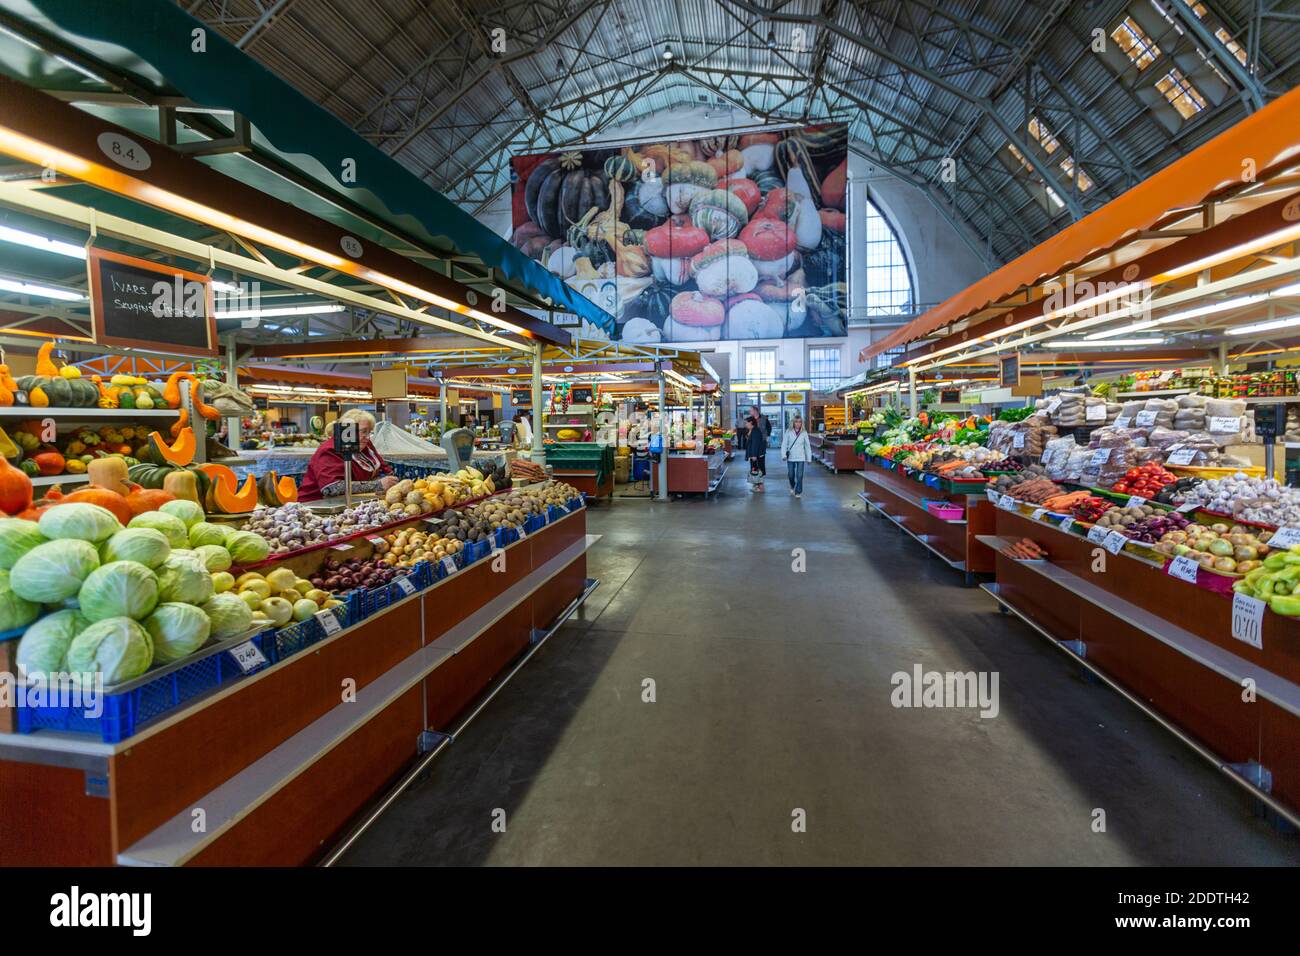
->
940, 389, 960, 403
253, 395, 268, 410
570, 386, 594, 404
87, 248, 217, 356
327, 399, 339, 413
999, 353, 1020, 388
512, 388, 532, 407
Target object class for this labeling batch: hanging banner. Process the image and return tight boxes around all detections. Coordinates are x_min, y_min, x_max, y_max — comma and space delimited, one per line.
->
87, 248, 218, 356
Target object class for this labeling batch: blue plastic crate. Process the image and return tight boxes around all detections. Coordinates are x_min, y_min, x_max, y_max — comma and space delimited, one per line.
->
493, 526, 518, 549
523, 513, 546, 534
546, 504, 567, 522
342, 563, 431, 622
461, 538, 492, 567
565, 496, 584, 513
15, 629, 277, 743
923, 473, 942, 489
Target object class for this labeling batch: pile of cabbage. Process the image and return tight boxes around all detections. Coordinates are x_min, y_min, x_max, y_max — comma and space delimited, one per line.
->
6, 500, 273, 685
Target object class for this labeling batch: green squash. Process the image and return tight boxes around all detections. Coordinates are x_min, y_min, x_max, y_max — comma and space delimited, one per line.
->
127, 461, 175, 489
39, 375, 73, 407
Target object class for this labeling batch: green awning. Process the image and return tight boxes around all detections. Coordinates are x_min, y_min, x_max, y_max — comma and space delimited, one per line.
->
0, 0, 615, 333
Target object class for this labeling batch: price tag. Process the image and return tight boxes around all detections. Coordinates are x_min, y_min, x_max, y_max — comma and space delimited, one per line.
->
227, 640, 268, 675
1208, 416, 1241, 433
1103, 529, 1128, 555
1231, 592, 1266, 649
1056, 514, 1074, 533
1126, 496, 1147, 509
1013, 432, 1026, 450
395, 575, 416, 596
1031, 508, 1046, 521
1089, 448, 1112, 467
1167, 555, 1200, 583
315, 608, 342, 635
1087, 525, 1109, 544
1165, 448, 1197, 466
1113, 416, 1132, 429
986, 488, 1002, 505
441, 555, 458, 577
1267, 526, 1300, 549
998, 495, 1018, 511
1134, 410, 1158, 427
1176, 501, 1199, 513
1041, 397, 1062, 415
1086, 404, 1107, 422
517, 524, 528, 540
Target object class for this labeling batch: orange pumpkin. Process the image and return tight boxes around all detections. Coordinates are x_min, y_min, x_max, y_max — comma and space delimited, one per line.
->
0, 455, 33, 516
124, 483, 176, 516
55, 487, 134, 524
190, 378, 221, 421
146, 427, 197, 467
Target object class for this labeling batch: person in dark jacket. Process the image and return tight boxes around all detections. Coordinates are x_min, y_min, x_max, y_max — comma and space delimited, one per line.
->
745, 417, 768, 492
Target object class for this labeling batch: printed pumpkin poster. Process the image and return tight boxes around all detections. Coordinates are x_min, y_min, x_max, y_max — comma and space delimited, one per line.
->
510, 124, 848, 342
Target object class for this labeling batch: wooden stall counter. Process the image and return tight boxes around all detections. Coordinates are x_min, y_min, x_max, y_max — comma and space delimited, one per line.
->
650, 451, 727, 496
814, 437, 860, 472
0, 509, 596, 867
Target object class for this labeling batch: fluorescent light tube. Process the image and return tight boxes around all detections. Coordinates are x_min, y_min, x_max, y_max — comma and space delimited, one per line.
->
216, 303, 346, 319
1043, 338, 1168, 347
0, 224, 85, 258
0, 276, 86, 301
1226, 314, 1300, 336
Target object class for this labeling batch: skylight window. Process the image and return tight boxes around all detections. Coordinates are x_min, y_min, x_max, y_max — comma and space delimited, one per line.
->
1156, 67, 1209, 118
1173, 0, 1249, 65
1029, 116, 1094, 193
1113, 17, 1162, 70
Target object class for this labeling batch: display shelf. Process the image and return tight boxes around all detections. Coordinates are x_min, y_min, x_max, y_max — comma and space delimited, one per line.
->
1243, 395, 1300, 404
858, 491, 966, 571
0, 406, 176, 418
1114, 388, 1194, 398
30, 473, 88, 488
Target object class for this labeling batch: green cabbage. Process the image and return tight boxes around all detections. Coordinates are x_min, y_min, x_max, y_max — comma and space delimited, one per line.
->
100, 527, 171, 569
223, 529, 270, 564
16, 608, 88, 676
0, 568, 40, 631
158, 498, 204, 528
143, 602, 211, 664
155, 552, 213, 605
0, 518, 46, 569
127, 511, 188, 549
38, 503, 122, 543
193, 544, 232, 572
10, 539, 100, 603
188, 521, 227, 548
201, 591, 254, 639
78, 560, 159, 622
65, 616, 153, 684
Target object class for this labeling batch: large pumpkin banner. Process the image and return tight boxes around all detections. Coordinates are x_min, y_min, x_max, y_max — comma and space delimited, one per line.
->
510, 124, 848, 342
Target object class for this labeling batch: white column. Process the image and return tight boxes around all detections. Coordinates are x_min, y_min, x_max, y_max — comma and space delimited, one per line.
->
224, 336, 240, 449
438, 380, 446, 429
657, 363, 668, 501
531, 344, 546, 466
908, 366, 917, 415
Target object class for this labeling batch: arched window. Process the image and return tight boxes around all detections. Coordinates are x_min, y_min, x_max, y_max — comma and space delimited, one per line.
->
863, 199, 913, 316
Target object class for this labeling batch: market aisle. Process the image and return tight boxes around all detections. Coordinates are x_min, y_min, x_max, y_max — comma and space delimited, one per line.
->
339, 466, 1300, 866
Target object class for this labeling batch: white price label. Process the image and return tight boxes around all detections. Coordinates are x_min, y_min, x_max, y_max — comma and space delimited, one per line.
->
315, 609, 342, 635
1176, 501, 1199, 513
1231, 592, 1266, 649
1126, 496, 1147, 509
1134, 410, 1159, 427
1113, 416, 1132, 429
441, 555, 458, 576
1089, 448, 1112, 467
1103, 529, 1128, 554
1086, 403, 1107, 422
998, 495, 1019, 511
517, 525, 528, 539
1167, 555, 1200, 583
227, 640, 268, 675
1087, 525, 1110, 544
1267, 526, 1300, 549
1042, 397, 1062, 415
395, 576, 416, 596
1208, 416, 1241, 433
986, 488, 1002, 505
1031, 508, 1046, 521
1165, 448, 1197, 466
1058, 514, 1076, 533
1013, 432, 1026, 449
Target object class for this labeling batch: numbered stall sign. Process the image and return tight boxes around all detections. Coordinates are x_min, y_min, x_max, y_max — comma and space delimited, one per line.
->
333, 420, 361, 459
1166, 555, 1200, 583
1231, 592, 1266, 649
228, 640, 268, 675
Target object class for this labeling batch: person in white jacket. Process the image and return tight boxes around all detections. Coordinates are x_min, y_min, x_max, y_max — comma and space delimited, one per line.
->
781, 414, 813, 497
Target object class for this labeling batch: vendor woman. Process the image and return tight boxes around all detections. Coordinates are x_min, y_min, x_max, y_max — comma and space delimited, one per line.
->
297, 409, 397, 502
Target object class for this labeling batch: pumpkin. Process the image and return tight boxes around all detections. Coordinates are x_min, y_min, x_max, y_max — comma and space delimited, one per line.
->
705, 149, 746, 181
0, 454, 33, 516
603, 153, 638, 183
31, 450, 65, 477
619, 189, 659, 229
803, 228, 846, 289
162, 370, 197, 409
699, 134, 740, 158
170, 406, 190, 439
688, 188, 750, 240
190, 378, 220, 421
793, 124, 849, 162
615, 243, 651, 278
124, 483, 175, 516
752, 168, 783, 193
55, 487, 133, 524
620, 279, 676, 328
774, 137, 822, 206
145, 427, 197, 467
127, 462, 174, 490
14, 375, 97, 407
35, 341, 58, 377
821, 158, 847, 210
207, 473, 259, 514
87, 456, 131, 496
162, 468, 201, 504
524, 157, 610, 239
197, 462, 238, 489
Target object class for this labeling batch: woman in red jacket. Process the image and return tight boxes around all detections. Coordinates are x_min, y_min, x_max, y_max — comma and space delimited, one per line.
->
297, 409, 397, 502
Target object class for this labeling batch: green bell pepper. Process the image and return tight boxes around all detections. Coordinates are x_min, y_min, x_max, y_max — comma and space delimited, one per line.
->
1270, 593, 1300, 616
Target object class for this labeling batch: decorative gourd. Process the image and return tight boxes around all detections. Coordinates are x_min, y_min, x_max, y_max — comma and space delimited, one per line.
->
688, 188, 750, 240
0, 455, 33, 516
35, 341, 59, 377
31, 450, 65, 476
92, 375, 117, 409
170, 407, 190, 439
162, 370, 197, 409
774, 137, 823, 206
145, 427, 197, 467
207, 473, 259, 514
162, 468, 201, 504
127, 461, 174, 489
603, 153, 638, 183
190, 379, 221, 421
615, 243, 651, 278
28, 386, 49, 408
0, 367, 13, 408
87, 456, 131, 496
56, 487, 133, 524
792, 124, 848, 161
124, 483, 175, 516
0, 427, 20, 467
752, 168, 783, 193
14, 374, 97, 407
699, 134, 740, 157
524, 157, 610, 239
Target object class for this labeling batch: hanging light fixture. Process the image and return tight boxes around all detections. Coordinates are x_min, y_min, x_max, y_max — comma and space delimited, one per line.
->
766, 28, 777, 49
662, 44, 674, 60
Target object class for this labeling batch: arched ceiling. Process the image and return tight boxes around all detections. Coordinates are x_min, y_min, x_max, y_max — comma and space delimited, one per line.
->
183, 0, 1299, 266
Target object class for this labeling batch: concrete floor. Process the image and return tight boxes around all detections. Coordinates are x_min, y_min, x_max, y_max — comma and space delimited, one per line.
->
339, 464, 1300, 865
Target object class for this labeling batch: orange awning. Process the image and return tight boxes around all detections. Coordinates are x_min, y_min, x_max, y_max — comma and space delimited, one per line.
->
862, 85, 1300, 362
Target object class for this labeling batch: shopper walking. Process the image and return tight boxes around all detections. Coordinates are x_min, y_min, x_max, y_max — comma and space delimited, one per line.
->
781, 414, 812, 498
745, 416, 767, 492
